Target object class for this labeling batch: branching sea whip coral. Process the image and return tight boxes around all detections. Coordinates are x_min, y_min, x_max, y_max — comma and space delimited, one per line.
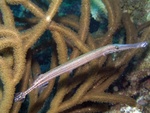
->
0, 0, 149, 113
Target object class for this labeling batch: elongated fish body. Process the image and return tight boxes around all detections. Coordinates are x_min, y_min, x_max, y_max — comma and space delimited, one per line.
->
14, 42, 148, 102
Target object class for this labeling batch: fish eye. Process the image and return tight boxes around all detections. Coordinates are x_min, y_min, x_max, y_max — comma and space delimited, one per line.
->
115, 46, 119, 49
